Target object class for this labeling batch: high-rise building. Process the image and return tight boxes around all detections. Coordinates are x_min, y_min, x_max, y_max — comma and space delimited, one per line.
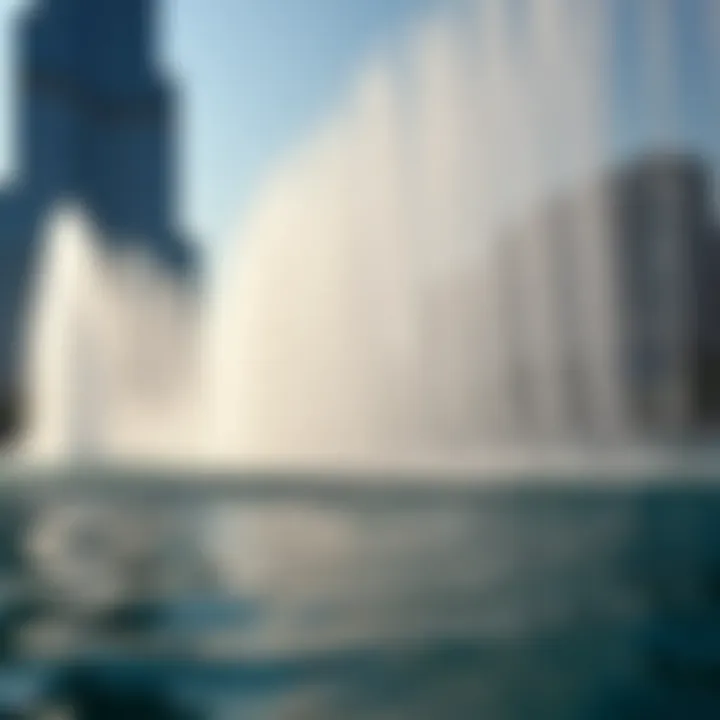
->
482, 152, 718, 443
0, 0, 196, 435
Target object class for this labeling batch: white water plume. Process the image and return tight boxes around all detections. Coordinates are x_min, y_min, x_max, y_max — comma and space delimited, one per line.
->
22, 204, 201, 464
17, 0, 712, 465
211, 0, 647, 462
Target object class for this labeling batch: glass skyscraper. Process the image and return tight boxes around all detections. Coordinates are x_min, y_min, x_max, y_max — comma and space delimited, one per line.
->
0, 0, 195, 433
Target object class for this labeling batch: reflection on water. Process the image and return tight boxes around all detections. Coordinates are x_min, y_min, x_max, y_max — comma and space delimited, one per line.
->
0, 471, 719, 717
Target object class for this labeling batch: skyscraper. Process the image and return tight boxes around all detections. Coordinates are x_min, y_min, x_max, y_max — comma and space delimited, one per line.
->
0, 0, 196, 436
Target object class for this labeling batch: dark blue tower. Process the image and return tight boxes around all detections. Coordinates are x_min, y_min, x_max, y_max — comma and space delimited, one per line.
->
0, 0, 197, 435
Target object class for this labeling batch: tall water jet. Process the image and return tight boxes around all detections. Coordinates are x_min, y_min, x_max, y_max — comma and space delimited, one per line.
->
23, 205, 109, 462
410, 14, 481, 443
210, 116, 396, 463
22, 204, 202, 464
101, 248, 202, 462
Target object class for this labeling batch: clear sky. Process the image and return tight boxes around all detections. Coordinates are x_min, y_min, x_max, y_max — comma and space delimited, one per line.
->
165, 0, 454, 249
0, 0, 717, 252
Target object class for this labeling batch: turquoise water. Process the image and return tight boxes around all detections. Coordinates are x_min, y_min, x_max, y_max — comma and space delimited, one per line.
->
0, 469, 718, 717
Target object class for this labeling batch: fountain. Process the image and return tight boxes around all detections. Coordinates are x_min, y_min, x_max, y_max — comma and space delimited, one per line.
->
13, 0, 719, 467
210, 0, 639, 463
22, 205, 110, 461
21, 204, 201, 464
2, 3, 720, 717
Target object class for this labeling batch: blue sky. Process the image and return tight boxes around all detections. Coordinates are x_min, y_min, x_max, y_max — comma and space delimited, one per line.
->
165, 0, 453, 247
0, 0, 718, 251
